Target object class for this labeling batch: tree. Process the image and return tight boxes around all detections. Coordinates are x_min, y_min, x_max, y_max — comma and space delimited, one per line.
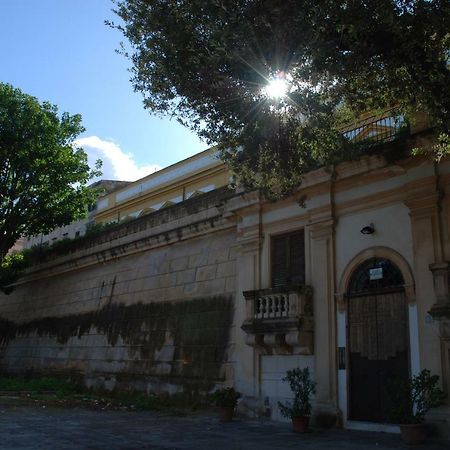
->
0, 83, 101, 262
111, 0, 450, 197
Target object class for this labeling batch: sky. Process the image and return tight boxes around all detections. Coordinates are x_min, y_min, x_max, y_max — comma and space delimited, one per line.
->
0, 0, 207, 181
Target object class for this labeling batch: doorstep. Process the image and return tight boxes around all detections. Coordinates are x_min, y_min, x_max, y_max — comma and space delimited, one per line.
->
346, 420, 400, 434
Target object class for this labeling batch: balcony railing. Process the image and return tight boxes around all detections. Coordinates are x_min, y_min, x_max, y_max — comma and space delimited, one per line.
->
340, 109, 409, 148
255, 292, 289, 319
242, 286, 314, 355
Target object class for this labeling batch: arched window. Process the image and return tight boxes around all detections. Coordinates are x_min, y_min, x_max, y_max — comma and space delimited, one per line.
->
348, 257, 404, 296
138, 208, 155, 218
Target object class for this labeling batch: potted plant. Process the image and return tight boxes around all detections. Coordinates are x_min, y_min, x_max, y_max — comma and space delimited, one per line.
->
389, 369, 445, 445
278, 367, 316, 433
211, 387, 241, 422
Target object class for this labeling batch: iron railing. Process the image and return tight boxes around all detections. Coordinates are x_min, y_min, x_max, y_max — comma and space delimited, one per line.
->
340, 109, 409, 147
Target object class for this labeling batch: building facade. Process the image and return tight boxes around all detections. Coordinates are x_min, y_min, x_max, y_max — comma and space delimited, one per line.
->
23, 180, 131, 249
0, 122, 449, 436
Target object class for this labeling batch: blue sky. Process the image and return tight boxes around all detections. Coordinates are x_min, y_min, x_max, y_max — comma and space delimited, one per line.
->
0, 0, 207, 181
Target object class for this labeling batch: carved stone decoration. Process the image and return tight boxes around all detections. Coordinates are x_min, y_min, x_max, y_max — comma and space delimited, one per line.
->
429, 262, 450, 320
426, 262, 450, 404
285, 330, 314, 355
264, 333, 292, 355
245, 334, 271, 355
241, 286, 314, 355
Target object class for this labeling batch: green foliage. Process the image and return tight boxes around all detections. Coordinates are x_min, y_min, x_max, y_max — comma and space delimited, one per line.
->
210, 387, 241, 407
0, 83, 102, 262
389, 369, 446, 424
111, 0, 450, 198
84, 216, 134, 236
0, 375, 207, 413
412, 132, 450, 161
278, 367, 316, 418
0, 376, 77, 396
0, 215, 153, 293
0, 252, 30, 294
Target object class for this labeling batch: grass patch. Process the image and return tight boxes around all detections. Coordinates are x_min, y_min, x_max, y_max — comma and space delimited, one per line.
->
0, 376, 208, 414
0, 376, 77, 395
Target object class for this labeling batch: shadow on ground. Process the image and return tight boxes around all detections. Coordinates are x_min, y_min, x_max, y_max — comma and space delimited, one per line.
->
0, 397, 448, 450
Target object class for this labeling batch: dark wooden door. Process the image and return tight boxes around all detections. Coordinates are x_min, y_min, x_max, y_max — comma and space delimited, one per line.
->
347, 259, 409, 422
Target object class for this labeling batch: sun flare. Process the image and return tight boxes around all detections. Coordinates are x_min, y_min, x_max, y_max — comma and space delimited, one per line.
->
264, 76, 288, 99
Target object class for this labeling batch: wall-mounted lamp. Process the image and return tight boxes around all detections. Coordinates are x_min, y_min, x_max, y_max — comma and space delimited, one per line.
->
360, 223, 375, 235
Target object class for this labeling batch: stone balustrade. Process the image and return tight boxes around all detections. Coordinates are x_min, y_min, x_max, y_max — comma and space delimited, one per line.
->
254, 293, 289, 319
241, 286, 314, 355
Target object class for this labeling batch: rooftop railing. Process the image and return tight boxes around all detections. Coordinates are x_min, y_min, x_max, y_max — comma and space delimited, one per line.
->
340, 109, 409, 147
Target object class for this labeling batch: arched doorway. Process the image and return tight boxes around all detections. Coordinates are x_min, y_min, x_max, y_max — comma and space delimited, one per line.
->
347, 257, 409, 423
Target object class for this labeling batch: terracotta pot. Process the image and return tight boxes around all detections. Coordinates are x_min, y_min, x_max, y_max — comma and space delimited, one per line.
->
400, 424, 427, 445
218, 406, 234, 422
292, 416, 310, 433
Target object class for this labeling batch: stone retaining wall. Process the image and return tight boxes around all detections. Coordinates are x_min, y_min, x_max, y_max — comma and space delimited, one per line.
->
0, 189, 237, 394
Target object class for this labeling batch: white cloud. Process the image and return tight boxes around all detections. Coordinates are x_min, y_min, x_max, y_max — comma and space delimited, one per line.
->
75, 136, 162, 182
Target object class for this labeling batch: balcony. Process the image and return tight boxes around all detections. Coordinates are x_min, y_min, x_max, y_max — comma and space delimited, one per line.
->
241, 286, 314, 355
340, 108, 410, 150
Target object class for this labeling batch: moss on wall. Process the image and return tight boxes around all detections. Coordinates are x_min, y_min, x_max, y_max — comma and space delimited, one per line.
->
0, 296, 233, 383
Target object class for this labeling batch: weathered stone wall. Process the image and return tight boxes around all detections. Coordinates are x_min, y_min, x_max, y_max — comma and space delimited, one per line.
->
0, 189, 238, 394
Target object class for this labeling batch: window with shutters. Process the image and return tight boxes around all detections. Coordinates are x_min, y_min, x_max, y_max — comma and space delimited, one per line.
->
271, 230, 305, 289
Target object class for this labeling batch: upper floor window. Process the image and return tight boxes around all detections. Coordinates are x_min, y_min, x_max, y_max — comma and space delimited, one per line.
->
271, 230, 305, 289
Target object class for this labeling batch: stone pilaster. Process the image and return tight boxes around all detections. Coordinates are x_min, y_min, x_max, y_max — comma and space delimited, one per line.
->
308, 213, 338, 413
227, 192, 263, 397
405, 179, 446, 387
429, 262, 450, 319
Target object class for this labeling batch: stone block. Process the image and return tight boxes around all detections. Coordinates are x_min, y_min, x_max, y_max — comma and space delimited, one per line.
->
196, 264, 217, 281
217, 261, 235, 278
188, 252, 209, 268
183, 283, 198, 296
228, 245, 239, 261
166, 286, 185, 301
197, 278, 226, 296
132, 277, 146, 292
140, 276, 159, 291
156, 345, 175, 362
170, 256, 189, 272
208, 248, 229, 264
160, 273, 177, 288
225, 277, 236, 293
154, 362, 172, 375
145, 288, 167, 303
150, 258, 169, 275
176, 268, 196, 285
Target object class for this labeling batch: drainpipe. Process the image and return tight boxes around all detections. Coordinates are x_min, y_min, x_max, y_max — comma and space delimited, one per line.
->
330, 166, 341, 425
256, 191, 263, 400
258, 191, 263, 290
433, 161, 445, 263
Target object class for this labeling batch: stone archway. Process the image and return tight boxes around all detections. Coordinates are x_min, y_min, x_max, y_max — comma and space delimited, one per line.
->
337, 248, 416, 424
347, 257, 409, 421
337, 247, 415, 313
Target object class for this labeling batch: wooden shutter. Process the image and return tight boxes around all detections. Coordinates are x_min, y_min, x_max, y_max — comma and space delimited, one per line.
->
271, 230, 305, 288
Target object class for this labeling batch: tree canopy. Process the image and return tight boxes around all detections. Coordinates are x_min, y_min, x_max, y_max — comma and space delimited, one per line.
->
112, 0, 450, 197
0, 83, 101, 261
